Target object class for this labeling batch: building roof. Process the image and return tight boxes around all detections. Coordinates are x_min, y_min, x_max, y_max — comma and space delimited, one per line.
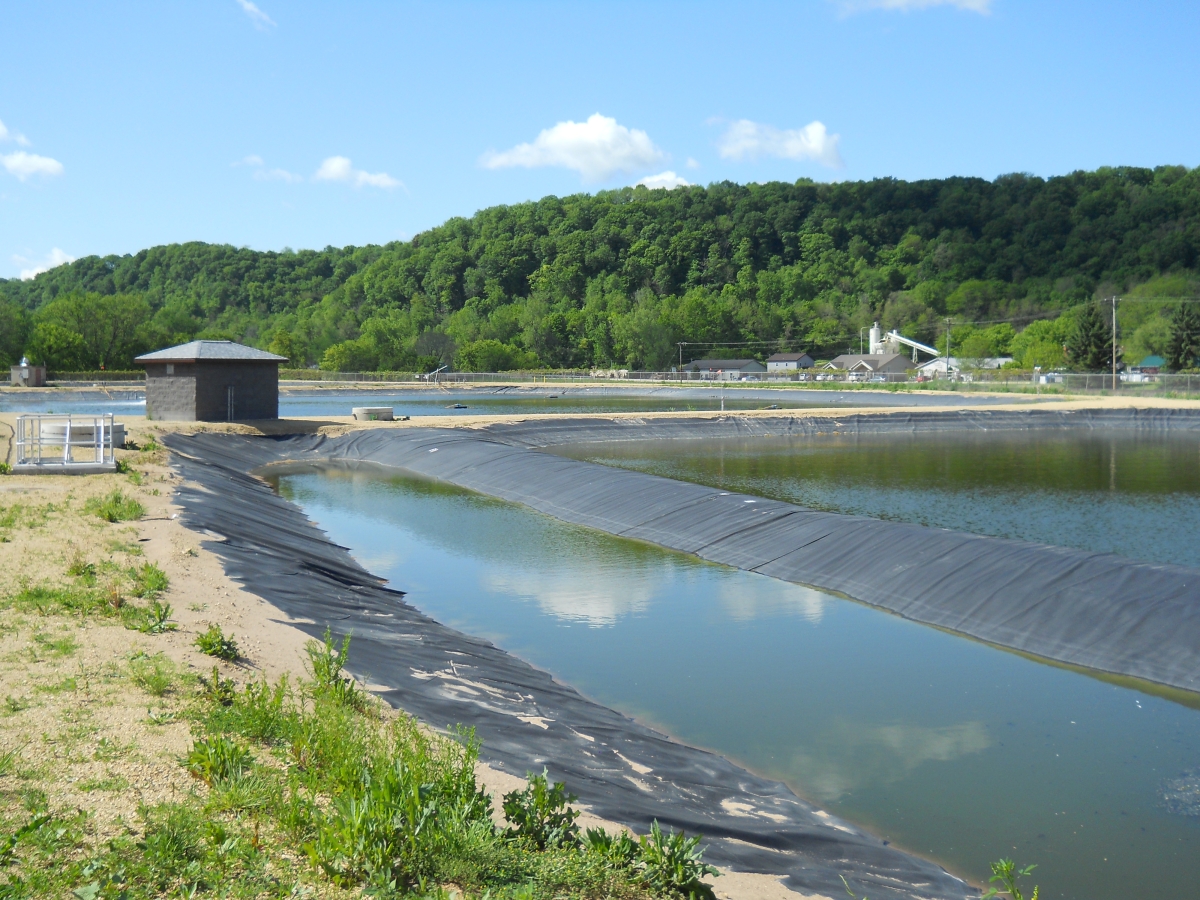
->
684, 359, 766, 370
135, 340, 287, 363
766, 352, 813, 362
1139, 355, 1166, 368
824, 353, 908, 371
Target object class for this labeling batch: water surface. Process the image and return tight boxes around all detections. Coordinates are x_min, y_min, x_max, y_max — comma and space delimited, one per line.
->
277, 468, 1200, 900
554, 430, 1200, 568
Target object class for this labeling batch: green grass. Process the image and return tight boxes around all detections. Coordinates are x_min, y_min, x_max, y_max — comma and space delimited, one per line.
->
128, 652, 180, 697
0, 631, 720, 900
83, 490, 144, 523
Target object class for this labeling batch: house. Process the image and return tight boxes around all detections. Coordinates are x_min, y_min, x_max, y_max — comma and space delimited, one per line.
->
1134, 355, 1165, 374
823, 353, 912, 376
134, 340, 287, 421
683, 359, 767, 378
766, 352, 814, 372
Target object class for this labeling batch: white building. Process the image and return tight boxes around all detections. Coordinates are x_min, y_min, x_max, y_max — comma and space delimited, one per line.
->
766, 352, 814, 372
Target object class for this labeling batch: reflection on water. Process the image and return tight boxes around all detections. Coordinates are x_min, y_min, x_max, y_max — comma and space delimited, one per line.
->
555, 430, 1200, 568
791, 720, 992, 802
277, 468, 1200, 900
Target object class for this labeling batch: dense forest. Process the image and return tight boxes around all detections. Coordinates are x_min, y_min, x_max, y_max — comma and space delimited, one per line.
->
3, 165, 1199, 373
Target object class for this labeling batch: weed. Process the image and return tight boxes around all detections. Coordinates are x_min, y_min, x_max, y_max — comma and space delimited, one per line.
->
582, 827, 639, 866
33, 630, 79, 657
635, 820, 719, 900
137, 602, 176, 638
503, 769, 581, 850
187, 736, 254, 786
305, 628, 368, 712
78, 774, 131, 792
93, 738, 132, 761
198, 665, 237, 706
129, 653, 177, 696
67, 555, 97, 582
146, 708, 178, 726
195, 624, 239, 661
39, 676, 78, 694
83, 490, 144, 523
0, 462, 11, 475
0, 744, 23, 776
983, 859, 1039, 900
5, 695, 31, 714
130, 563, 169, 598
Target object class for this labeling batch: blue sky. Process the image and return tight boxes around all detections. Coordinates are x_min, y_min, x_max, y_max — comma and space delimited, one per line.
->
2, 0, 1197, 280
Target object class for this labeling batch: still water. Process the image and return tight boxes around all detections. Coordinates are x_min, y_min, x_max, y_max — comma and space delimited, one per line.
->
555, 430, 1200, 569
277, 465, 1200, 900
0, 388, 847, 418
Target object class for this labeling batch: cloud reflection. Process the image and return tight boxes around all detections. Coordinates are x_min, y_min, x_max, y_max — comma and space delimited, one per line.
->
719, 580, 826, 622
482, 569, 660, 627
788, 720, 992, 801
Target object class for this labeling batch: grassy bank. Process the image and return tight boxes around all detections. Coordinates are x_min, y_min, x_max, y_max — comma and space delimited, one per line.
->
0, 446, 719, 900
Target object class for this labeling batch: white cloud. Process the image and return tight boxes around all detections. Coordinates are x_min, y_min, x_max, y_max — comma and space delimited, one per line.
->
837, 0, 992, 13
481, 113, 665, 183
716, 119, 843, 168
314, 155, 401, 189
256, 167, 303, 183
685, 157, 701, 170
0, 119, 31, 147
233, 154, 302, 182
15, 247, 75, 280
636, 170, 691, 190
1, 151, 64, 181
235, 0, 275, 29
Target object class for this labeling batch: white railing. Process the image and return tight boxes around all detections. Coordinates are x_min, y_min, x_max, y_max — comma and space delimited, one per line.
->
15, 414, 120, 470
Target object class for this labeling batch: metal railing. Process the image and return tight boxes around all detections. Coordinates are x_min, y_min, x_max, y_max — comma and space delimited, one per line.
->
15, 414, 120, 470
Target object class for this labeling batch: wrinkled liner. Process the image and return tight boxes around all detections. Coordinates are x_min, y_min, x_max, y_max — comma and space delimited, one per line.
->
163, 407, 1200, 900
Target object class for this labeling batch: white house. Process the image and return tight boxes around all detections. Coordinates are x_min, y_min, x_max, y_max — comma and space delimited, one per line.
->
766, 352, 814, 372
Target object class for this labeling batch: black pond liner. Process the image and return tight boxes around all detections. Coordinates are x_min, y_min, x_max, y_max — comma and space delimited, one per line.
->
163, 407, 1200, 900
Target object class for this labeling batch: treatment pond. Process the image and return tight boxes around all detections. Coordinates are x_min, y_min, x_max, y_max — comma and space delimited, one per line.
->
271, 442, 1200, 900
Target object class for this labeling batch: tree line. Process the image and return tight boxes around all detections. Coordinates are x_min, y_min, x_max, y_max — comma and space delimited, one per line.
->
2, 164, 1199, 373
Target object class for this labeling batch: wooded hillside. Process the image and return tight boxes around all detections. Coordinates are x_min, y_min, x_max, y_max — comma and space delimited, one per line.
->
3, 165, 1198, 372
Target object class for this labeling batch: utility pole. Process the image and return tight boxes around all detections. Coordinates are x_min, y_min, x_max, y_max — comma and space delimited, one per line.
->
1112, 296, 1118, 392
945, 317, 952, 382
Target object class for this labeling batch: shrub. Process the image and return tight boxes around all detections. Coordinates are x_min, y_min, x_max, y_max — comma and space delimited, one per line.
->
502, 769, 581, 850
83, 490, 144, 522
195, 624, 239, 661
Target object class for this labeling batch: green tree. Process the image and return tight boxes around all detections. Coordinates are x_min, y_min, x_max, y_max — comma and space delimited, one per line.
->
25, 322, 88, 369
35, 292, 153, 369
455, 339, 540, 372
1166, 302, 1200, 371
1065, 303, 1114, 371
0, 298, 30, 367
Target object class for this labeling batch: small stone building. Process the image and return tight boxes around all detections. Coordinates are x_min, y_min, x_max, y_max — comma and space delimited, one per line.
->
134, 341, 287, 421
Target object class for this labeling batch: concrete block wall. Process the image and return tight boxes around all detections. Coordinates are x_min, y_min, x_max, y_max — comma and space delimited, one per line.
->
144, 361, 278, 421
144, 363, 198, 421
